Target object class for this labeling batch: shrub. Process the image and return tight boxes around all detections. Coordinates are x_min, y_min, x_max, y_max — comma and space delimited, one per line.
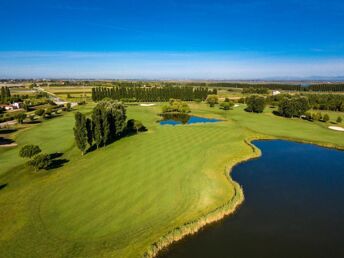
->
206, 95, 218, 107
337, 116, 342, 123
323, 114, 330, 122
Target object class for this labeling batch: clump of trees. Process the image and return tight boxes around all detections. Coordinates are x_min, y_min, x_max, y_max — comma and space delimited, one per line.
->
162, 99, 191, 113
0, 87, 11, 103
245, 95, 266, 113
15, 112, 27, 124
19, 144, 52, 171
73, 99, 146, 154
277, 96, 310, 118
242, 87, 269, 94
219, 98, 234, 110
206, 95, 219, 107
126, 119, 147, 133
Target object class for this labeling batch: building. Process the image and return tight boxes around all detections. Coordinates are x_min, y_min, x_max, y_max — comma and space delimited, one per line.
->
272, 90, 281, 96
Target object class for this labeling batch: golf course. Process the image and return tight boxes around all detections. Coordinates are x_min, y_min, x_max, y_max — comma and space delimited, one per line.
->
1, 100, 344, 258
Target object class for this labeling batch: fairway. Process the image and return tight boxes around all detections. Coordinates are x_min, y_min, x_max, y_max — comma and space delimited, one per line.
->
1, 103, 344, 258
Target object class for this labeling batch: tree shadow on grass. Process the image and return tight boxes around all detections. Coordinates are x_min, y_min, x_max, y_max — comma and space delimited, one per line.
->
46, 152, 69, 170
48, 152, 63, 159
25, 120, 42, 124
0, 184, 8, 190
0, 129, 17, 134
47, 159, 69, 170
0, 137, 15, 145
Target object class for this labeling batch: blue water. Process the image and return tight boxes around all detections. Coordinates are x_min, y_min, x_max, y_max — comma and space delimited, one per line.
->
160, 115, 221, 125
161, 140, 344, 258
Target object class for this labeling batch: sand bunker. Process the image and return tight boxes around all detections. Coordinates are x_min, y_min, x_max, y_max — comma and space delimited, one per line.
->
329, 126, 344, 132
140, 103, 156, 107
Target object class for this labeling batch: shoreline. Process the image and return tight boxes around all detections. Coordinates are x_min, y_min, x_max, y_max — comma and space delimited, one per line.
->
142, 138, 262, 258
143, 136, 343, 258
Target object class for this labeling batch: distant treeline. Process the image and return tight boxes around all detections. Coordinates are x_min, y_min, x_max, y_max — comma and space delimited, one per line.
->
92, 87, 214, 102
31, 80, 344, 92
307, 84, 344, 92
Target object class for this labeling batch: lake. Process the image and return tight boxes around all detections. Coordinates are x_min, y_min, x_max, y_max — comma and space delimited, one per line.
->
160, 140, 344, 258
160, 114, 221, 125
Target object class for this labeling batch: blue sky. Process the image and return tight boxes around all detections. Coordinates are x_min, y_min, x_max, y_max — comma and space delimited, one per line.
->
1, 0, 344, 79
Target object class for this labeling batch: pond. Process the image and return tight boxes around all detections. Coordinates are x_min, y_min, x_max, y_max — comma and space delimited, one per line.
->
160, 140, 344, 258
159, 114, 221, 125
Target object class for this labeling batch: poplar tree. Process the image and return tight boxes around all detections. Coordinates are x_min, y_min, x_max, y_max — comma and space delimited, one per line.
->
73, 112, 88, 155
86, 118, 93, 147
92, 107, 104, 148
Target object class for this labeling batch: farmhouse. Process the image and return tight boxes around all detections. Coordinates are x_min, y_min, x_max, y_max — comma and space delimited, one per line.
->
0, 102, 22, 111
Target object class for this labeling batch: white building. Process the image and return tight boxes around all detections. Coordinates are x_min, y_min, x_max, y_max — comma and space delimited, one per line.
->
272, 90, 281, 96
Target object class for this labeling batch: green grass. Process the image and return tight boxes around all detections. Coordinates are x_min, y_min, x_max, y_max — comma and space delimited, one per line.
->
0, 103, 343, 257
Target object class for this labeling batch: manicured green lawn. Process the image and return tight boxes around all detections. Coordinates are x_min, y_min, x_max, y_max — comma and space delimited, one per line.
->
0, 103, 343, 258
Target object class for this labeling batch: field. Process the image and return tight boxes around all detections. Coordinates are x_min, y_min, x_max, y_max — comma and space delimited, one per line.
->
1, 102, 344, 257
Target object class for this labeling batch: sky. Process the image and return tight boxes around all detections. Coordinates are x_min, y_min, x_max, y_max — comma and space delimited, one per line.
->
1, 0, 344, 79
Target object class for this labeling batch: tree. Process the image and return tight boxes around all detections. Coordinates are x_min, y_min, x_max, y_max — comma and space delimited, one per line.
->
15, 112, 27, 124
162, 99, 191, 113
337, 116, 342, 123
86, 118, 93, 147
277, 96, 310, 118
220, 101, 234, 110
23, 100, 30, 112
28, 153, 52, 172
19, 145, 41, 158
45, 107, 53, 118
206, 95, 219, 107
66, 102, 72, 111
35, 109, 45, 117
304, 112, 312, 121
73, 112, 88, 155
92, 106, 104, 148
246, 95, 266, 113
323, 114, 330, 122
126, 119, 147, 133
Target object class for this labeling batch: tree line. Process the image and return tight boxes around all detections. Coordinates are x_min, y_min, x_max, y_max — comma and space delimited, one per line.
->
307, 84, 344, 92
242, 87, 269, 94
268, 94, 344, 112
91, 87, 214, 102
74, 99, 146, 155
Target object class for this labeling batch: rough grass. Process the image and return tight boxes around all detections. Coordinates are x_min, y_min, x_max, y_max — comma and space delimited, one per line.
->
0, 103, 343, 258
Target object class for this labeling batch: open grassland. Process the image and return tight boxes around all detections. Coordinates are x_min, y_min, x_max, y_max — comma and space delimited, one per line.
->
0, 102, 343, 258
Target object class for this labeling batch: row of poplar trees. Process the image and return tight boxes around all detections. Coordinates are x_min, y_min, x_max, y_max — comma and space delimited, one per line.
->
91, 86, 212, 102
73, 100, 127, 155
0, 87, 11, 104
